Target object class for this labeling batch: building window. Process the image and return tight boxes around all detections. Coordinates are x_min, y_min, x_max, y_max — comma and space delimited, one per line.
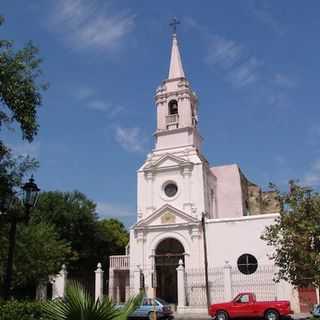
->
164, 182, 178, 198
168, 100, 178, 115
237, 254, 258, 275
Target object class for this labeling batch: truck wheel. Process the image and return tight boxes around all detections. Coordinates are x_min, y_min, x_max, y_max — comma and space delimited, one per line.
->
216, 310, 229, 320
264, 310, 279, 320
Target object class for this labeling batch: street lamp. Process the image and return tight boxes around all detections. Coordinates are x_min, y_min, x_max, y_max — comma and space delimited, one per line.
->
22, 175, 40, 219
2, 175, 40, 300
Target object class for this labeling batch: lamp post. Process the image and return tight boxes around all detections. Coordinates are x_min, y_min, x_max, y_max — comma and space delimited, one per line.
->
201, 212, 210, 311
2, 176, 40, 300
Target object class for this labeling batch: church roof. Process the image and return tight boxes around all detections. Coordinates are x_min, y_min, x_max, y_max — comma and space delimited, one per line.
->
168, 33, 185, 79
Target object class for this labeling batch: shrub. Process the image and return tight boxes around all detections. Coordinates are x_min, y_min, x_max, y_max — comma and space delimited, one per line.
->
0, 300, 46, 320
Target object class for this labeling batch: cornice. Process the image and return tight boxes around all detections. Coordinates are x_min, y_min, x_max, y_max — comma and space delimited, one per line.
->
154, 126, 195, 137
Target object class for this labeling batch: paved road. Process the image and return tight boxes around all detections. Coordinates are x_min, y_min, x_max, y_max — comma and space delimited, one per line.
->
174, 314, 311, 320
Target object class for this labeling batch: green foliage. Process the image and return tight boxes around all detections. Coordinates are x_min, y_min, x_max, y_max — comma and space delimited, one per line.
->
0, 16, 46, 144
31, 191, 98, 273
0, 14, 42, 208
0, 149, 38, 199
1, 189, 129, 298
0, 300, 44, 320
97, 219, 129, 255
261, 181, 320, 288
43, 281, 142, 320
0, 223, 73, 293
31, 191, 129, 275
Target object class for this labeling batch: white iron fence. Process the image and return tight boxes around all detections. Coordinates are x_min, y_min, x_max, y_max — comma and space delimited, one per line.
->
231, 265, 277, 301
184, 264, 276, 307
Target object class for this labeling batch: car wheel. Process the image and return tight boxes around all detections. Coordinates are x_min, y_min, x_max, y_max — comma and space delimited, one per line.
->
264, 310, 279, 320
216, 310, 229, 320
148, 311, 156, 320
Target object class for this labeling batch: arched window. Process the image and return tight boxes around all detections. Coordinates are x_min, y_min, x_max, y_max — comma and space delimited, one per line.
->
237, 253, 258, 274
168, 100, 178, 115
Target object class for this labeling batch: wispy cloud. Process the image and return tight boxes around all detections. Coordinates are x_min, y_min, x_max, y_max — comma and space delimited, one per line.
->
226, 57, 261, 89
73, 86, 124, 116
249, 0, 287, 36
307, 125, 320, 146
205, 35, 261, 88
97, 201, 134, 218
186, 17, 297, 108
50, 0, 135, 52
273, 73, 297, 89
9, 142, 40, 158
303, 159, 320, 187
87, 100, 111, 112
205, 35, 243, 69
115, 126, 146, 153
74, 87, 96, 101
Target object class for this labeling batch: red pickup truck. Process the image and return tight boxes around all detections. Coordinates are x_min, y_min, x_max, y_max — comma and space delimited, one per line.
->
209, 292, 293, 320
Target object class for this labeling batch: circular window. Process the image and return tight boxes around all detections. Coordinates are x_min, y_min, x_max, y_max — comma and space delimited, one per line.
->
164, 182, 178, 198
237, 254, 258, 275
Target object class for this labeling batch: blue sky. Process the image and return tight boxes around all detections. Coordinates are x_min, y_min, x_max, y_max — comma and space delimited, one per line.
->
1, 1, 320, 227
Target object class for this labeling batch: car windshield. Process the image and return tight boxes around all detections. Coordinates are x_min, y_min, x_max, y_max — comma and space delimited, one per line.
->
156, 298, 169, 306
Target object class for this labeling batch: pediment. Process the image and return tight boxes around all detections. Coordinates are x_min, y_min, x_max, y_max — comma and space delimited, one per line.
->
135, 204, 199, 228
144, 153, 192, 172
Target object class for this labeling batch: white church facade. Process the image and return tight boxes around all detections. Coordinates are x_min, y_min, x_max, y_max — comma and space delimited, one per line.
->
109, 31, 300, 313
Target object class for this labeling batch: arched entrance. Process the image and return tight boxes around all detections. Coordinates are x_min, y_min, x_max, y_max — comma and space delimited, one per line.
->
155, 238, 185, 304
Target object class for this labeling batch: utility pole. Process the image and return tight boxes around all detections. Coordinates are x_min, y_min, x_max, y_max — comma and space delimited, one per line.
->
201, 212, 210, 311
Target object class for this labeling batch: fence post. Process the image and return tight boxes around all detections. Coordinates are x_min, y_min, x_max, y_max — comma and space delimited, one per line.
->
177, 259, 186, 309
52, 264, 67, 299
223, 261, 232, 301
95, 262, 104, 302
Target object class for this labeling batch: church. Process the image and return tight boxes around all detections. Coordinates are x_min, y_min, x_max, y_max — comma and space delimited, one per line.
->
108, 29, 300, 313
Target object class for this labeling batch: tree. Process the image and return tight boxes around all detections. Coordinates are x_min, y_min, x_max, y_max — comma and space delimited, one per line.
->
97, 218, 129, 256
31, 191, 98, 273
0, 14, 45, 200
0, 222, 73, 297
261, 181, 320, 289
0, 16, 46, 150
31, 192, 129, 275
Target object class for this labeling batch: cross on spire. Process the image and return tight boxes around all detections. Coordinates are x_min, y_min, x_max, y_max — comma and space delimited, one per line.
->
169, 17, 180, 35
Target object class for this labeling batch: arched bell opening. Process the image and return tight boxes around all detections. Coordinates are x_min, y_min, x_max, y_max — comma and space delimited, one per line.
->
168, 99, 178, 115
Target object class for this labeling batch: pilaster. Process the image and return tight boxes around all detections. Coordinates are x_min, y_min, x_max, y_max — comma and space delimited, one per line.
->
145, 172, 155, 214
182, 166, 192, 214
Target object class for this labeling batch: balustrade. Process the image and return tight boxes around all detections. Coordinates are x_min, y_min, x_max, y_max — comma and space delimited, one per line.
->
110, 255, 129, 269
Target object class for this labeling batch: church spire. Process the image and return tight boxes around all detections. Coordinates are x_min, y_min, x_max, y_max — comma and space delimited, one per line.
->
168, 18, 185, 79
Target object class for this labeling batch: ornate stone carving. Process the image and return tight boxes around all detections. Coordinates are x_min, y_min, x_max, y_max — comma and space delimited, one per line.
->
161, 211, 176, 224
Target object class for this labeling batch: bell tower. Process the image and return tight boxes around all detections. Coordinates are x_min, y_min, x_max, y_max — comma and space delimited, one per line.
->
136, 20, 216, 222
154, 25, 202, 152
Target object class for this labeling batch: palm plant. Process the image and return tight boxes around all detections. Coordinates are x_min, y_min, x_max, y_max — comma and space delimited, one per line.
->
43, 281, 143, 320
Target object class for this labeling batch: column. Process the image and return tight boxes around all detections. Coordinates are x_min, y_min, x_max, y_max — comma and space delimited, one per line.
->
95, 262, 104, 302
133, 266, 141, 293
108, 268, 114, 301
223, 261, 232, 301
36, 282, 47, 300
116, 286, 120, 303
148, 249, 156, 298
176, 259, 186, 309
